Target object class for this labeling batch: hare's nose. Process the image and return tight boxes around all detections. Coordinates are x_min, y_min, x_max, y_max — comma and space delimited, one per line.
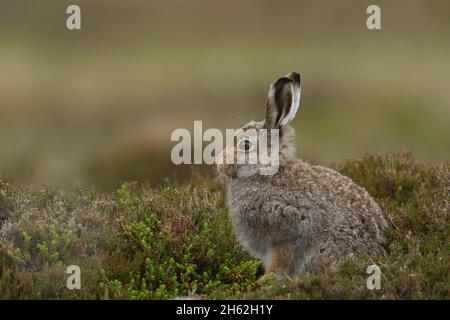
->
218, 163, 234, 176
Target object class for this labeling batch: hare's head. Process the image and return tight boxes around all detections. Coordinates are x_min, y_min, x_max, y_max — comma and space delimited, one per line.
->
216, 72, 301, 178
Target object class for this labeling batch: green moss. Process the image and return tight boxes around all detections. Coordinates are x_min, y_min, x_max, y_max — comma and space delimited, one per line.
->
0, 152, 448, 299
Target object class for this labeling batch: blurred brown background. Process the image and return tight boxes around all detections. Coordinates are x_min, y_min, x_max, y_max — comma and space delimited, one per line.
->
1, 0, 449, 189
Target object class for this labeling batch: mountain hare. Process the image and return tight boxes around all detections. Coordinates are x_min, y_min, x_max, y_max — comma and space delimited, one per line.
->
216, 72, 388, 280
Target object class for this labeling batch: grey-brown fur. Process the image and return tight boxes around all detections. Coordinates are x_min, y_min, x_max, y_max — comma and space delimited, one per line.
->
216, 72, 388, 279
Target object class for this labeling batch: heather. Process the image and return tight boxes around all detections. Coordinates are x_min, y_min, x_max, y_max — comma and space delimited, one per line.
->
0, 152, 448, 299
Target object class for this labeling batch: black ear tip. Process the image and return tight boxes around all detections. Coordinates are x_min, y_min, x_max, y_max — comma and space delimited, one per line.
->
271, 72, 301, 91
286, 72, 301, 83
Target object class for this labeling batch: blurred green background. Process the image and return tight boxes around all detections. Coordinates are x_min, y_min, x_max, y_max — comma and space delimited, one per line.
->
1, 0, 449, 189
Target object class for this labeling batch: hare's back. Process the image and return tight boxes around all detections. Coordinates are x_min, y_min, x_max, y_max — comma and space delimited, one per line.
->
311, 164, 387, 237
287, 161, 387, 238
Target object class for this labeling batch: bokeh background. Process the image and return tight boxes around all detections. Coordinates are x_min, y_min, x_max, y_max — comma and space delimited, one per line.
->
1, 0, 449, 190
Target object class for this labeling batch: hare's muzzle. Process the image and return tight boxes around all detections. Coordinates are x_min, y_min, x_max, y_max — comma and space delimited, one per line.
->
217, 163, 235, 177
215, 150, 235, 177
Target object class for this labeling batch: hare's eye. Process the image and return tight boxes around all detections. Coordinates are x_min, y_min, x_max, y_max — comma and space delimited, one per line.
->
239, 139, 252, 151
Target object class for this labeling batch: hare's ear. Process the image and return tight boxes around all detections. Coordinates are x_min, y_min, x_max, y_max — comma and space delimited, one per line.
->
265, 72, 301, 130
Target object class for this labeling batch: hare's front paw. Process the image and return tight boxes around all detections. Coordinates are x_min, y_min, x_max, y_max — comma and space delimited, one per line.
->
257, 272, 276, 285
257, 243, 297, 284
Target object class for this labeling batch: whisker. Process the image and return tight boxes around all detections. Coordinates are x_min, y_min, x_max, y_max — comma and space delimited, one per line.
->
235, 112, 248, 127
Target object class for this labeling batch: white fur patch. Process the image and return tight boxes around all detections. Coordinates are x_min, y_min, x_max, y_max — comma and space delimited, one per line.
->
279, 82, 301, 127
